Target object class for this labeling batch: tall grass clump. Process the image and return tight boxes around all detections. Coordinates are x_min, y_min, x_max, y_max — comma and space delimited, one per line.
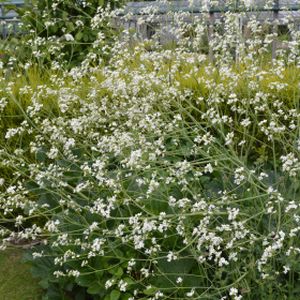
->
1, 0, 300, 299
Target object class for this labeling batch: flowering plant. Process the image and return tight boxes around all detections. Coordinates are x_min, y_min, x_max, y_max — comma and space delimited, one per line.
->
1, 1, 300, 299
15, 0, 124, 68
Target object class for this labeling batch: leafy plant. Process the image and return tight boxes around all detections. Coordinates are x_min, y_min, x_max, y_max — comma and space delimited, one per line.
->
1, 4, 300, 300
14, 0, 124, 68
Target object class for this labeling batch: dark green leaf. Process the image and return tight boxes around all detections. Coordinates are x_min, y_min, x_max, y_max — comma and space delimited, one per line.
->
110, 290, 121, 300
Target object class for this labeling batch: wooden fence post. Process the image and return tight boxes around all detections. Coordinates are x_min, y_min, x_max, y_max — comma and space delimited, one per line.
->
0, 3, 5, 38
235, 14, 243, 65
208, 10, 215, 62
272, 0, 279, 59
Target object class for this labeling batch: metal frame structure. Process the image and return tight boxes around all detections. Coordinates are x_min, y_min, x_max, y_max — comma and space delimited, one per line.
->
0, 0, 24, 37
115, 1, 300, 59
1, 0, 300, 59
119, 1, 300, 15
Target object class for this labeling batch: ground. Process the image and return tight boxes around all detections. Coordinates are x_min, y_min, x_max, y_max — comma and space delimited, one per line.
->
0, 249, 42, 300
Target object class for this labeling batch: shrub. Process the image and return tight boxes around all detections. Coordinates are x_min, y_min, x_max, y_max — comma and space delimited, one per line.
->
1, 6, 300, 300
14, 0, 124, 68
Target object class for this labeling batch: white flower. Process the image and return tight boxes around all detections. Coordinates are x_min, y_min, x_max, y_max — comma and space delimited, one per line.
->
281, 153, 300, 177
218, 257, 229, 267
167, 251, 178, 262
75, 20, 84, 27
118, 279, 128, 292
15, 215, 24, 226
64, 34, 74, 41
47, 147, 59, 159
68, 270, 80, 277
243, 0, 253, 8
225, 132, 234, 146
105, 279, 115, 289
228, 207, 239, 221
229, 287, 238, 296
283, 265, 290, 274
186, 289, 195, 297
176, 277, 183, 284
241, 118, 251, 127
234, 167, 246, 185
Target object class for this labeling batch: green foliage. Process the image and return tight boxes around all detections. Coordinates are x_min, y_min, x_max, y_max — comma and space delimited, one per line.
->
2, 58, 299, 299
1, 10, 300, 298
14, 0, 124, 68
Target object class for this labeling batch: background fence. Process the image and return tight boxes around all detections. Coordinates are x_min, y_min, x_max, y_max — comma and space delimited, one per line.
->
0, 0, 24, 37
116, 0, 300, 59
1, 0, 300, 60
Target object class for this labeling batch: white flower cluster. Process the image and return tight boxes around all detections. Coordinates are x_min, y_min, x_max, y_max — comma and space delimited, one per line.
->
281, 153, 300, 177
1, 4, 300, 299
